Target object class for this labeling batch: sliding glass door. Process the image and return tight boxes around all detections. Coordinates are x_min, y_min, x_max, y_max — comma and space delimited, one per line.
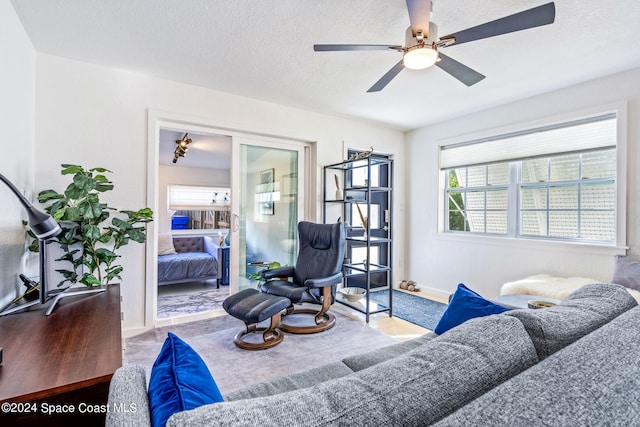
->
230, 137, 306, 292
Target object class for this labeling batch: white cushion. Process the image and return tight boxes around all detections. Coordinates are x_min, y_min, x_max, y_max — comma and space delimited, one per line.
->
158, 233, 177, 255
501, 274, 640, 303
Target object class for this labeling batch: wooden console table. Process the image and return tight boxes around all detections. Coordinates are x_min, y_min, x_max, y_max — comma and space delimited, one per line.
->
0, 284, 122, 425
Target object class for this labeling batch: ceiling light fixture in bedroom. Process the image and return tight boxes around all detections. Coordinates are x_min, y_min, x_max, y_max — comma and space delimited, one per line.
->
172, 133, 192, 164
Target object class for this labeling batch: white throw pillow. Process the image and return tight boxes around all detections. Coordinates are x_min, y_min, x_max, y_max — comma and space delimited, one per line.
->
158, 234, 177, 255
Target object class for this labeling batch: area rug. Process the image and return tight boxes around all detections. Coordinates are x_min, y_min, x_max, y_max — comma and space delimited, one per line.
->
157, 287, 229, 318
370, 290, 448, 331
124, 311, 398, 395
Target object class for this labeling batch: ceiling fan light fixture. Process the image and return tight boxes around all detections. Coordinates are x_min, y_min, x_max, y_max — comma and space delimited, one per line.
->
403, 45, 438, 70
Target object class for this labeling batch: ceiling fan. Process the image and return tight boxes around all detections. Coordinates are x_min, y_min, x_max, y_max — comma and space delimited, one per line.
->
314, 1, 555, 92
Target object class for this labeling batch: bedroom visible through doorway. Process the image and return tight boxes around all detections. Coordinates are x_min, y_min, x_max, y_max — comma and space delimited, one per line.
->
156, 129, 232, 319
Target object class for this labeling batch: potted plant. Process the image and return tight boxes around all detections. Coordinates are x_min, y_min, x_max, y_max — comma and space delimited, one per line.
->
248, 261, 282, 287
26, 164, 153, 288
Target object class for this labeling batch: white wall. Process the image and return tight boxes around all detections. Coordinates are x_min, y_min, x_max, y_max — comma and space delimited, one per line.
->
0, 1, 36, 308
406, 67, 640, 299
158, 164, 230, 234
33, 54, 405, 335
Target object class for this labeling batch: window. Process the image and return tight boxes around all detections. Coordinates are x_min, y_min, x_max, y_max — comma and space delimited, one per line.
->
168, 185, 230, 230
447, 163, 509, 234
519, 150, 616, 240
441, 113, 620, 244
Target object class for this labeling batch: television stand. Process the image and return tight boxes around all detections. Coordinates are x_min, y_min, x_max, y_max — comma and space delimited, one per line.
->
0, 298, 40, 316
45, 284, 106, 316
0, 284, 107, 317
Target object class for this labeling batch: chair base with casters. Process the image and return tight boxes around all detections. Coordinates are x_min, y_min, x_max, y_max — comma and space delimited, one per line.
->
223, 288, 291, 350
275, 285, 336, 334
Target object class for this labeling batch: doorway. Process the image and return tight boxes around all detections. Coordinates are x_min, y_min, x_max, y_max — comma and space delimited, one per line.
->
156, 129, 232, 319
146, 112, 313, 329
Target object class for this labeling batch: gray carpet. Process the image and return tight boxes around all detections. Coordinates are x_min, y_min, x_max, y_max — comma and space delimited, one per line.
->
124, 310, 398, 395
370, 289, 448, 331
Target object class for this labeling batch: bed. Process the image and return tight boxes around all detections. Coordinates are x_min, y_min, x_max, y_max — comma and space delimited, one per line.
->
157, 235, 222, 287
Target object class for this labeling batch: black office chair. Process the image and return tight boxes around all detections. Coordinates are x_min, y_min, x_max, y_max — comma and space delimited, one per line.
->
261, 221, 346, 334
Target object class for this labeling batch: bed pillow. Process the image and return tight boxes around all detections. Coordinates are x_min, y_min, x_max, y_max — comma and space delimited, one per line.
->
611, 255, 640, 292
158, 233, 177, 255
434, 283, 510, 335
148, 332, 224, 427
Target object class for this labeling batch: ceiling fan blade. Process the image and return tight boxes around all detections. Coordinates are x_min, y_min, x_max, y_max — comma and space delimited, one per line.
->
367, 60, 405, 92
314, 44, 401, 51
405, 0, 431, 36
440, 2, 555, 46
436, 53, 485, 86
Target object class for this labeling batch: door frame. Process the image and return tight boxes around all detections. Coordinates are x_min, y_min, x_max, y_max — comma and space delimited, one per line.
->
145, 110, 315, 331
230, 136, 308, 294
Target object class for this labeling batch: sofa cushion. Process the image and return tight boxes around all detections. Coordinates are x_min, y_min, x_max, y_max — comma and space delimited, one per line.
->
342, 331, 437, 371
433, 305, 640, 426
166, 315, 539, 426
224, 362, 354, 401
612, 255, 640, 292
148, 333, 224, 427
157, 252, 218, 283
505, 283, 637, 360
434, 283, 510, 334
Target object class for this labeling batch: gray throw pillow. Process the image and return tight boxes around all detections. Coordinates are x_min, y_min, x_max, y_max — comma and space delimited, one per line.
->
611, 255, 640, 291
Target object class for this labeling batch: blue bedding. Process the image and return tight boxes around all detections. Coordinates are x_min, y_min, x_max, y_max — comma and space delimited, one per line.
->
158, 252, 218, 284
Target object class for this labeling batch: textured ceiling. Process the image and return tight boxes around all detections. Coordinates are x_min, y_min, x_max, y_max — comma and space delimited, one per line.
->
11, 0, 640, 131
159, 129, 231, 169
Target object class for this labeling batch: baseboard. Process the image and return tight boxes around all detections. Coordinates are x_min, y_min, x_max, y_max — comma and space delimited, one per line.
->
124, 309, 229, 339
123, 326, 153, 339
153, 308, 227, 329
413, 285, 452, 302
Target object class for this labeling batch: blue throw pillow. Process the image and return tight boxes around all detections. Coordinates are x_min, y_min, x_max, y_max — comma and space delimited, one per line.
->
434, 283, 510, 335
148, 332, 224, 427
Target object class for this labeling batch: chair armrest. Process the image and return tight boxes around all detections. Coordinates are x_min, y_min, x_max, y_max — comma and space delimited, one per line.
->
203, 236, 223, 279
203, 236, 220, 259
262, 266, 295, 279
304, 272, 343, 288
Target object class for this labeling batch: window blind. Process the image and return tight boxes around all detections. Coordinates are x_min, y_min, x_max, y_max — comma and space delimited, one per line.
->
440, 113, 616, 170
168, 185, 230, 210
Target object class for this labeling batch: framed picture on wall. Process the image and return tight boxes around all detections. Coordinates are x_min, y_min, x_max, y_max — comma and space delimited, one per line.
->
259, 168, 275, 215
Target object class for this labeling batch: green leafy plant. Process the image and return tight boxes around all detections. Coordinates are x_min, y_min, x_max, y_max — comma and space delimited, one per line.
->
26, 164, 153, 287
248, 261, 282, 287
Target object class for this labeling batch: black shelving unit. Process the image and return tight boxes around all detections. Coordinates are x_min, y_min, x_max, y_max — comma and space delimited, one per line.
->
323, 155, 393, 322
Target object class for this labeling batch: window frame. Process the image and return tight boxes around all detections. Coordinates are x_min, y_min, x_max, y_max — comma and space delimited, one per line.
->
517, 151, 617, 243
437, 104, 627, 252
445, 164, 510, 235
167, 184, 231, 231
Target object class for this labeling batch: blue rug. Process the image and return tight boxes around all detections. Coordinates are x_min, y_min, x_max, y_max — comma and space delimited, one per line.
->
370, 290, 448, 331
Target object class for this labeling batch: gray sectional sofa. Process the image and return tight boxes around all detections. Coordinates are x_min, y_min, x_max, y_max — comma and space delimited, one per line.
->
107, 283, 640, 426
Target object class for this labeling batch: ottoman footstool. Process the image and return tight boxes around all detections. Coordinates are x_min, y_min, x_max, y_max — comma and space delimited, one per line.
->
223, 288, 291, 350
